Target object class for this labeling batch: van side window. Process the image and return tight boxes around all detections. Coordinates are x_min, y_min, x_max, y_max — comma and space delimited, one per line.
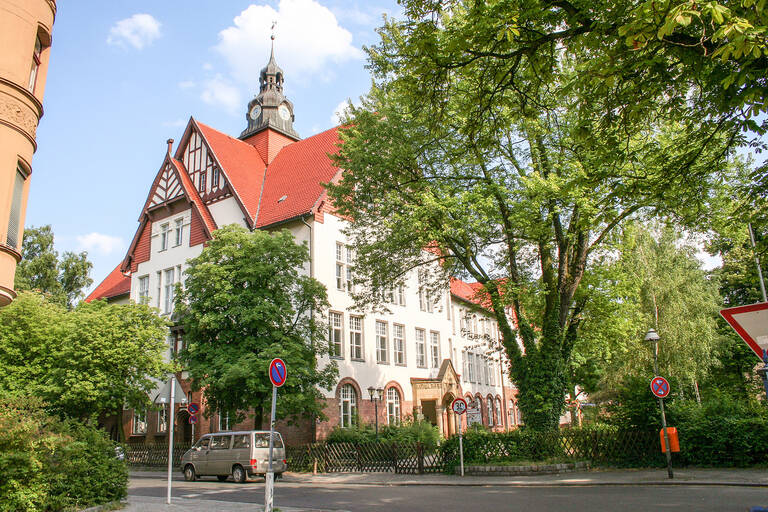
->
197, 438, 210, 450
233, 434, 250, 449
210, 435, 231, 450
254, 433, 283, 448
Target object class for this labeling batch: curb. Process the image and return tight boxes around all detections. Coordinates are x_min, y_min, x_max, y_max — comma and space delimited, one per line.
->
281, 480, 768, 488
78, 499, 126, 512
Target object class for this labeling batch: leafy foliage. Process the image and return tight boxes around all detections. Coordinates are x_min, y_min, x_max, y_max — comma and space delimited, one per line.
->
0, 292, 171, 421
326, 417, 441, 449
572, 223, 723, 397
0, 396, 127, 512
177, 225, 338, 427
666, 392, 768, 466
14, 225, 93, 309
328, 3, 741, 429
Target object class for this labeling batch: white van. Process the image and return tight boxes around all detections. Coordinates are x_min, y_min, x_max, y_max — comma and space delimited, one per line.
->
180, 430, 287, 483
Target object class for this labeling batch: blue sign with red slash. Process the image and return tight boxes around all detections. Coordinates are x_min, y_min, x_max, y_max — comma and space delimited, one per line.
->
650, 376, 670, 399
188, 402, 199, 414
269, 358, 287, 387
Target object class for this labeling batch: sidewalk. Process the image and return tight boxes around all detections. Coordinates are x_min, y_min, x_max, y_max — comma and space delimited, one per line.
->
131, 467, 768, 487
124, 495, 347, 512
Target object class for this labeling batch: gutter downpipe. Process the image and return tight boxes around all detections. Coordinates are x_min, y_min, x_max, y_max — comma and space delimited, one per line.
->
300, 215, 317, 442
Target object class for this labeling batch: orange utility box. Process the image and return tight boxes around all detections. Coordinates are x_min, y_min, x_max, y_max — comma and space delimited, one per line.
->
660, 427, 680, 452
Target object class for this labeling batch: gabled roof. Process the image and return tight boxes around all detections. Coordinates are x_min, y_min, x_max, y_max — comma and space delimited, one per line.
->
171, 158, 216, 235
85, 263, 130, 302
255, 126, 342, 228
194, 120, 266, 227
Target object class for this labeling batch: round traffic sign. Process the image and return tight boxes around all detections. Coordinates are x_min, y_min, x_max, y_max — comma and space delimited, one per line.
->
650, 376, 670, 398
269, 358, 287, 387
451, 397, 467, 415
188, 402, 200, 415
189, 414, 198, 424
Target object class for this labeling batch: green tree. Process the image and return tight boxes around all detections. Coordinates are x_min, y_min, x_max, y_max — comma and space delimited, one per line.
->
14, 225, 93, 308
0, 292, 171, 422
572, 224, 723, 400
328, 43, 738, 428
176, 225, 338, 428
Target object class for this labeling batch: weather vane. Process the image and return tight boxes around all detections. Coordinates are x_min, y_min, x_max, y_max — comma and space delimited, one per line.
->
271, 20, 276, 41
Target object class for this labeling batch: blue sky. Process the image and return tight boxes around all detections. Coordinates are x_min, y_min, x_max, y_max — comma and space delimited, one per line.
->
27, 0, 400, 293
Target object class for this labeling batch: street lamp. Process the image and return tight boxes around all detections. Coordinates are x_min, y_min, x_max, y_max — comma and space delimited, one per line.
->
367, 386, 384, 438
645, 328, 673, 479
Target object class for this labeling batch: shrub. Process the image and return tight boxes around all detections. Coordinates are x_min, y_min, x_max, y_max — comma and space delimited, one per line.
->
0, 396, 127, 511
327, 417, 441, 449
666, 392, 768, 467
379, 417, 440, 450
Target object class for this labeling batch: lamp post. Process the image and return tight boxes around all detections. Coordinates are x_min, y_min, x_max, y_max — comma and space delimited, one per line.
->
645, 328, 673, 479
368, 386, 384, 438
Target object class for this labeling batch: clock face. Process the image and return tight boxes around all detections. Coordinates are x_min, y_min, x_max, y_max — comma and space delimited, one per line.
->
249, 105, 261, 120
278, 104, 291, 121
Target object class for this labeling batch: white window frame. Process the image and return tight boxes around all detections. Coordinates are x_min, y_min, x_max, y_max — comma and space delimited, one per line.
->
218, 412, 230, 432
157, 405, 168, 433
340, 384, 357, 428
495, 398, 502, 428
163, 268, 175, 314
6, 165, 26, 249
138, 275, 150, 304
335, 243, 345, 291
429, 331, 440, 368
393, 323, 405, 366
487, 398, 494, 427
349, 315, 363, 360
329, 311, 343, 358
376, 321, 389, 364
415, 328, 426, 368
387, 387, 401, 425
174, 218, 183, 246
132, 409, 147, 435
160, 223, 170, 251
28, 36, 42, 92
397, 285, 406, 306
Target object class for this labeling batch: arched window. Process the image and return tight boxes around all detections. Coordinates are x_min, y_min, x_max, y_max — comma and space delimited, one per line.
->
340, 384, 357, 428
487, 397, 494, 427
495, 398, 502, 429
386, 387, 401, 425
508, 400, 516, 426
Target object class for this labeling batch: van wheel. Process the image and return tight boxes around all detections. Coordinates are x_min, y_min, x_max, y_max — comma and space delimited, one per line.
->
217, 475, 228, 482
183, 465, 196, 482
232, 465, 247, 484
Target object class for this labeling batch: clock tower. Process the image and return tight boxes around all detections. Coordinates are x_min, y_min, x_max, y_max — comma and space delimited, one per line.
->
239, 39, 300, 141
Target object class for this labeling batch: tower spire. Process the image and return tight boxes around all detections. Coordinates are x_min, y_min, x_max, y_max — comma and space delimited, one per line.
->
239, 26, 299, 141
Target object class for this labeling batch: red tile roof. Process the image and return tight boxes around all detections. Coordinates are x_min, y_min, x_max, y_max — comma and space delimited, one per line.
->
195, 120, 267, 226
255, 126, 342, 228
85, 263, 130, 302
171, 158, 217, 234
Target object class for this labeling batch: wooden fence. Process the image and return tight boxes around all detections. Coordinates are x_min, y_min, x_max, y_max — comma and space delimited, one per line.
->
286, 442, 444, 474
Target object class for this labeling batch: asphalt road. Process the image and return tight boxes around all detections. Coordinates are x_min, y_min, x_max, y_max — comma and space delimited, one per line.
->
130, 475, 768, 511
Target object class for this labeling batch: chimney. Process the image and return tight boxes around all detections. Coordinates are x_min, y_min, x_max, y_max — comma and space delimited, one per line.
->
166, 138, 174, 155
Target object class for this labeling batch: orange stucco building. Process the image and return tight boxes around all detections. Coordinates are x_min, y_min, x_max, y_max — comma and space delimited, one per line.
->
0, 0, 56, 306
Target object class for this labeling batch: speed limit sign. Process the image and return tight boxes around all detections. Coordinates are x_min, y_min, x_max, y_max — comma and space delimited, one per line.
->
451, 397, 467, 415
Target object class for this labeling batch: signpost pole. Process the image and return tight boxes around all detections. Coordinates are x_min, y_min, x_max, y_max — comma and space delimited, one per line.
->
265, 384, 277, 512
457, 415, 464, 477
166, 373, 175, 504
652, 344, 673, 480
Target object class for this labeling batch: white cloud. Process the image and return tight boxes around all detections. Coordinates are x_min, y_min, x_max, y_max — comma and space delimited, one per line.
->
107, 14, 162, 50
215, 0, 363, 87
331, 97, 361, 124
200, 75, 241, 112
76, 233, 125, 255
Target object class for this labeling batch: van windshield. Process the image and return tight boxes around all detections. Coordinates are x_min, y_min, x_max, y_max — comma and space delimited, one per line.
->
253, 433, 283, 448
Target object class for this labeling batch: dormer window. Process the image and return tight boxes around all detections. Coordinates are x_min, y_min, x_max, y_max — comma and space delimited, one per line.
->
28, 36, 42, 93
